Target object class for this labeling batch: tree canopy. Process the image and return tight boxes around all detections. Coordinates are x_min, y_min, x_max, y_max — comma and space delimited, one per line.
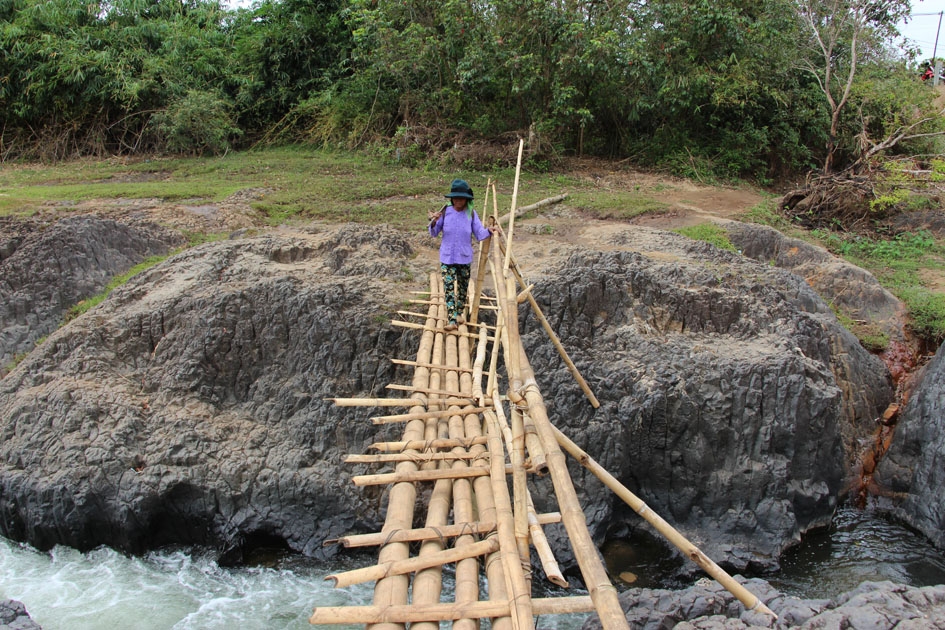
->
0, 0, 941, 180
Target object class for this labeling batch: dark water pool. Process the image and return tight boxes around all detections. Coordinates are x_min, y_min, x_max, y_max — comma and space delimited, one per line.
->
604, 506, 945, 600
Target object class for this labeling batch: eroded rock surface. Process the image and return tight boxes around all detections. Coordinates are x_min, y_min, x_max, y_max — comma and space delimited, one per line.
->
874, 344, 945, 548
581, 578, 945, 630
522, 227, 892, 573
0, 215, 183, 370
0, 223, 895, 574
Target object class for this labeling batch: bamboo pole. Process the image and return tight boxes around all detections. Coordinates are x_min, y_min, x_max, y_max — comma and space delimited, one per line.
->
472, 326, 514, 630
498, 240, 600, 408
504, 139, 524, 273
447, 328, 480, 630
484, 409, 534, 630
371, 406, 490, 425
391, 358, 473, 373
345, 452, 489, 464
391, 319, 492, 341
397, 311, 497, 330
352, 467, 492, 487
368, 436, 489, 452
330, 397, 425, 407
325, 513, 563, 549
493, 375, 564, 588
526, 491, 568, 588
521, 412, 548, 474
310, 596, 596, 624
514, 355, 628, 630
496, 193, 568, 226
469, 178, 493, 326
386, 383, 488, 401
552, 426, 777, 619
368, 273, 440, 630
327, 538, 500, 589
409, 284, 452, 630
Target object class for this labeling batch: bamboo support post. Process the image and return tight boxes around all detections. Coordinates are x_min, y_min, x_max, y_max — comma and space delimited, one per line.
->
503, 139, 524, 273
327, 538, 500, 589
552, 425, 777, 619
469, 178, 493, 326
310, 596, 596, 625
368, 436, 489, 452
325, 513, 563, 549
484, 409, 535, 630
513, 360, 628, 629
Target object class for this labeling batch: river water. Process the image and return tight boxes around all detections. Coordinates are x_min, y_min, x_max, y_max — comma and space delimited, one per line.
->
3, 507, 945, 629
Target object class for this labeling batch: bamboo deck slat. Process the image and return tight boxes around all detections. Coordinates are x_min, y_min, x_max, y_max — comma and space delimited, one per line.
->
371, 406, 489, 425
352, 466, 492, 487
391, 358, 473, 373
368, 436, 489, 452
324, 512, 563, 548
345, 452, 489, 464
310, 596, 596, 624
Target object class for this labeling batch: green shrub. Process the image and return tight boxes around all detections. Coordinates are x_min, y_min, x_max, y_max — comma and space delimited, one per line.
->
152, 90, 242, 156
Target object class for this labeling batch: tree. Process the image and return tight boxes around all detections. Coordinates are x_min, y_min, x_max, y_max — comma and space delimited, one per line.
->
795, 0, 910, 173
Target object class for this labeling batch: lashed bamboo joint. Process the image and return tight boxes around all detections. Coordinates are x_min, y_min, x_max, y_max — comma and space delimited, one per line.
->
312, 169, 776, 628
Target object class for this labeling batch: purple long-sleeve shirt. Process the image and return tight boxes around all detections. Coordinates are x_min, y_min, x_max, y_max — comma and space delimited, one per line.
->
429, 206, 492, 264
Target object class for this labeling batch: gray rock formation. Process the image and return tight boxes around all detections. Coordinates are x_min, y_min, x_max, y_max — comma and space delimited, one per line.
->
0, 224, 420, 558
0, 599, 41, 630
874, 344, 945, 548
581, 578, 945, 629
0, 215, 183, 371
726, 222, 903, 445
0, 222, 894, 574
522, 227, 892, 572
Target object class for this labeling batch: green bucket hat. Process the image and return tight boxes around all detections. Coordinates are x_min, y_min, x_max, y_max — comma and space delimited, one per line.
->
444, 179, 474, 199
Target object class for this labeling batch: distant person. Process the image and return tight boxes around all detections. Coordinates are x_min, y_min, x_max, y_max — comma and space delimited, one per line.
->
428, 179, 496, 331
921, 64, 934, 81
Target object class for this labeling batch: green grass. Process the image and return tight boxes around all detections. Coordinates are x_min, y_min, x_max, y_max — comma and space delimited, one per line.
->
674, 223, 738, 252
813, 230, 945, 343
0, 146, 670, 228
65, 254, 171, 322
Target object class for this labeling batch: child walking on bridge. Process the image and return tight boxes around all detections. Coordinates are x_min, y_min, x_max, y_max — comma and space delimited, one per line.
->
428, 179, 496, 331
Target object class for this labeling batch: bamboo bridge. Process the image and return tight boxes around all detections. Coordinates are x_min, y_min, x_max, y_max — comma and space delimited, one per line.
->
310, 146, 776, 630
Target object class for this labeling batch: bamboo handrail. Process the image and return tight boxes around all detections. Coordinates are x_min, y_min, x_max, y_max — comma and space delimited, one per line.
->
552, 425, 777, 619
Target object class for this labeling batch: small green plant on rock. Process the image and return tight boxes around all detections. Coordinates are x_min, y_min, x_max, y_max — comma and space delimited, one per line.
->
674, 223, 738, 252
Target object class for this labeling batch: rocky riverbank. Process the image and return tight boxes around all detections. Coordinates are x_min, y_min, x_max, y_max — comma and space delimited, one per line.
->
1, 212, 944, 627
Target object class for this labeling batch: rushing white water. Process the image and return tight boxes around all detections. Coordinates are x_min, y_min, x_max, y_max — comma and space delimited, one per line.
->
0, 537, 589, 630
0, 538, 373, 630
